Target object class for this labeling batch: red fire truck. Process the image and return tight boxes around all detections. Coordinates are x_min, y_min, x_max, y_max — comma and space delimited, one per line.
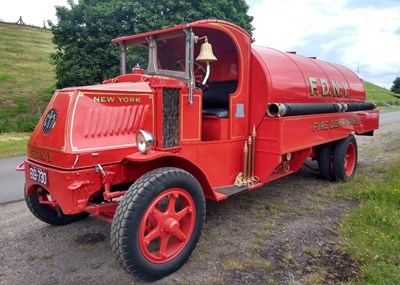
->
19, 19, 379, 280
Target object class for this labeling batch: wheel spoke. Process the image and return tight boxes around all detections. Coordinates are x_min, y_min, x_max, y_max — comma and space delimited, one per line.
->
174, 229, 187, 242
144, 227, 160, 244
151, 207, 164, 222
175, 206, 190, 221
166, 194, 177, 214
158, 235, 169, 257
135, 178, 202, 265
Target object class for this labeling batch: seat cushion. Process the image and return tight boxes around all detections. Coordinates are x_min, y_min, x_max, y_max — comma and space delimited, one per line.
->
202, 108, 229, 118
202, 80, 238, 118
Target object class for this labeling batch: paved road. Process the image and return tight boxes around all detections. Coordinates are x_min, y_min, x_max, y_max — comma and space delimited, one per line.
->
1, 111, 400, 205
380, 110, 400, 125
0, 156, 26, 204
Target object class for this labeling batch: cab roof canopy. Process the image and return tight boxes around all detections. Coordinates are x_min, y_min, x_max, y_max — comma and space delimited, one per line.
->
111, 19, 250, 46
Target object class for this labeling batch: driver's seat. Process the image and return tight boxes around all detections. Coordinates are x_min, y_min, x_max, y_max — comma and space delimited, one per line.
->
202, 80, 238, 118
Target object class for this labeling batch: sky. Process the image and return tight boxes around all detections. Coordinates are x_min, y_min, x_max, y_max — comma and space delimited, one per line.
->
1, 0, 399, 89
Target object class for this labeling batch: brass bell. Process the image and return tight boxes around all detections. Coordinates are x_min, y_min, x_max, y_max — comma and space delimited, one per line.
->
196, 39, 217, 62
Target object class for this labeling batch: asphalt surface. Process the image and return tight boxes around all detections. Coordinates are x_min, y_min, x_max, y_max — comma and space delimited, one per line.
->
380, 110, 400, 125
1, 111, 399, 205
0, 156, 26, 204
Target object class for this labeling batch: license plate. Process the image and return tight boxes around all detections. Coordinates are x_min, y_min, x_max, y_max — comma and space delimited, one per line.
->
29, 165, 48, 186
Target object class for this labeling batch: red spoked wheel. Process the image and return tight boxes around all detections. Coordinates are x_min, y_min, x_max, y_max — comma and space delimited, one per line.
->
343, 141, 356, 176
139, 188, 196, 263
332, 134, 358, 181
111, 167, 205, 281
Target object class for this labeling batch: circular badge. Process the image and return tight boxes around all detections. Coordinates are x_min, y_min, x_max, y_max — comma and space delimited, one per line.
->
42, 108, 57, 134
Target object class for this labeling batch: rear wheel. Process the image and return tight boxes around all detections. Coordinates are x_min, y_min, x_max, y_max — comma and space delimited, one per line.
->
317, 143, 334, 181
25, 187, 89, 226
332, 134, 358, 181
111, 167, 205, 281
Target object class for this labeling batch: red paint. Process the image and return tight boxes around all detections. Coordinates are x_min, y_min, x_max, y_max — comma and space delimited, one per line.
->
344, 142, 356, 176
138, 188, 196, 263
22, 19, 378, 221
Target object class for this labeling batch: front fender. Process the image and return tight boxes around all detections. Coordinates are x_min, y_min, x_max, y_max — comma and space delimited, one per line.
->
123, 150, 220, 201
124, 150, 179, 162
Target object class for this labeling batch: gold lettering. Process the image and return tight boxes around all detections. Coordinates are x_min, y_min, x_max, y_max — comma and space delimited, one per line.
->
117, 97, 141, 103
341, 81, 349, 97
320, 79, 330, 97
94, 96, 114, 103
313, 121, 329, 131
331, 81, 341, 97
330, 119, 339, 129
30, 148, 53, 162
308, 77, 318, 96
314, 118, 361, 131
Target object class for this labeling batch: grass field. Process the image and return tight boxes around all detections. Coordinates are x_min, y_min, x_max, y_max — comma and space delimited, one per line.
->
0, 22, 55, 132
364, 81, 400, 107
0, 132, 30, 157
337, 141, 400, 284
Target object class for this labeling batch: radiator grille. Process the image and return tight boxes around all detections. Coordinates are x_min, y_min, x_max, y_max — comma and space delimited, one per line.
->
83, 105, 149, 138
163, 88, 180, 148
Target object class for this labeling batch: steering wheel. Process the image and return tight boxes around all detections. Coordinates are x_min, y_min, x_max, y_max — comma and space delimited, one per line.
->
174, 59, 209, 90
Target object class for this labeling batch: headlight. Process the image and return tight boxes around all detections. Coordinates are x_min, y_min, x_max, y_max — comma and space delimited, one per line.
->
136, 130, 155, 154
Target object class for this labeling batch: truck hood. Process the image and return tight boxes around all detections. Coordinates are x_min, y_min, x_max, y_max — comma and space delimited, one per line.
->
28, 82, 154, 169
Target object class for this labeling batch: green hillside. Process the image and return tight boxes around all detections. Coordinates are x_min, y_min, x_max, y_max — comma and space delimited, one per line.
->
364, 81, 400, 106
0, 22, 55, 132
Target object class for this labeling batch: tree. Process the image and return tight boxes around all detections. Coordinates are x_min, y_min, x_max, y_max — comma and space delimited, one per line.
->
391, 77, 400, 94
52, 0, 253, 88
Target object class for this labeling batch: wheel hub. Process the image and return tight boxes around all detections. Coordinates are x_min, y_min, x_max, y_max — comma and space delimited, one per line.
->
138, 188, 197, 264
164, 218, 179, 234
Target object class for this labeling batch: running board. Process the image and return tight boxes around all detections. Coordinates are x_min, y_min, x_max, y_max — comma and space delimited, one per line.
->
215, 185, 249, 196
215, 182, 264, 197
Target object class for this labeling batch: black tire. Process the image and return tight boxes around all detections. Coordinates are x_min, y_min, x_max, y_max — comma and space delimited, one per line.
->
317, 143, 334, 181
111, 167, 205, 281
332, 134, 358, 182
25, 188, 89, 226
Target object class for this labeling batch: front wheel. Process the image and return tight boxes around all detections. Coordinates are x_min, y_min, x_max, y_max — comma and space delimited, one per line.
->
25, 187, 89, 226
111, 167, 205, 281
332, 134, 358, 181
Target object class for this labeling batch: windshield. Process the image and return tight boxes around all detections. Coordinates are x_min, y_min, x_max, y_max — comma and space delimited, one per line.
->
120, 29, 193, 83
156, 35, 187, 72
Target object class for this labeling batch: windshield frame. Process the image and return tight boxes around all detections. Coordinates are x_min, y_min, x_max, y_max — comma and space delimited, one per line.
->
119, 28, 194, 83
118, 28, 195, 103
